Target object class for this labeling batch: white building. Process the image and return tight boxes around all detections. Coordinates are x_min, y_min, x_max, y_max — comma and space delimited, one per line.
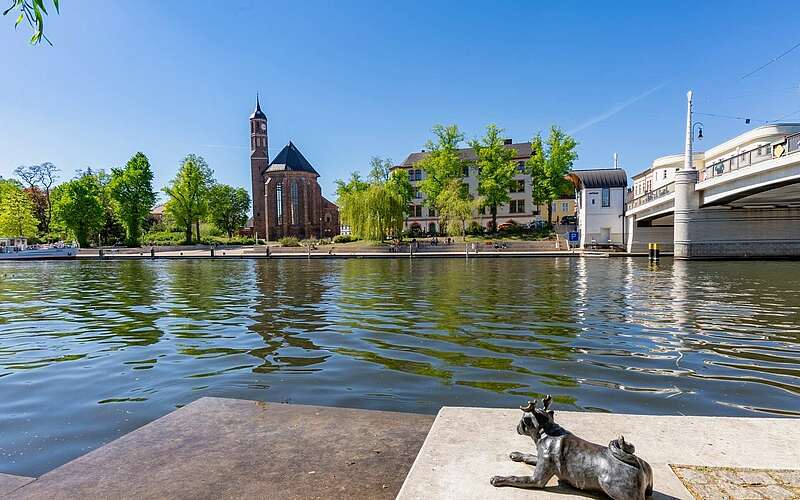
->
394, 140, 575, 234
566, 169, 628, 248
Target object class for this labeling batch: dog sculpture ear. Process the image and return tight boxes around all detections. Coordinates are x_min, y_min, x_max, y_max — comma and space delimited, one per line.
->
520, 400, 537, 412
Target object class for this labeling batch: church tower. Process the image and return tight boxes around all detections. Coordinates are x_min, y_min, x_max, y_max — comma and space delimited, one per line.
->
250, 95, 269, 239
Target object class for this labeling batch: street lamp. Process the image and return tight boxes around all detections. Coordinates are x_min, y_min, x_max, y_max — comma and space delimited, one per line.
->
684, 91, 705, 171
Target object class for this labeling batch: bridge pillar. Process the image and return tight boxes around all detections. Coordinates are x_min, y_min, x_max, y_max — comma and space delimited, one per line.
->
673, 169, 700, 259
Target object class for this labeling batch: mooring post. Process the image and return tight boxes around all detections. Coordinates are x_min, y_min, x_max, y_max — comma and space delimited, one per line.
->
150, 247, 155, 260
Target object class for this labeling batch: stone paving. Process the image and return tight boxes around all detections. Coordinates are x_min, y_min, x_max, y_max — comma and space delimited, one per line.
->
672, 465, 800, 499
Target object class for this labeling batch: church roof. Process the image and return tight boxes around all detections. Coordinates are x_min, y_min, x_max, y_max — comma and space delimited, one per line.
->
250, 94, 267, 120
266, 142, 320, 177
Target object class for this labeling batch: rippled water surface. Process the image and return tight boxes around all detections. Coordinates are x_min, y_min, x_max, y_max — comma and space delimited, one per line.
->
1, 258, 799, 476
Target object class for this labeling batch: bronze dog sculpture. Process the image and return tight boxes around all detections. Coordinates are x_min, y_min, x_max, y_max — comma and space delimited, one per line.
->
490, 396, 654, 500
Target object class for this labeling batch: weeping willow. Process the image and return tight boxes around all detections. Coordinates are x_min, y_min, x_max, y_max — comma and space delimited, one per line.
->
337, 170, 410, 241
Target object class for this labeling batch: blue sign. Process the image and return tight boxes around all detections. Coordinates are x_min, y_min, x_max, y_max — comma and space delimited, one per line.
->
568, 231, 579, 242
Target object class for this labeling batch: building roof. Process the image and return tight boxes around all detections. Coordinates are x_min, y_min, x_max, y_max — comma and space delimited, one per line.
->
566, 168, 628, 189
250, 94, 267, 120
150, 203, 166, 216
266, 141, 320, 177
399, 142, 532, 166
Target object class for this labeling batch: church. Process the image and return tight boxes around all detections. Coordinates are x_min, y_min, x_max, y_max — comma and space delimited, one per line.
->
249, 97, 339, 241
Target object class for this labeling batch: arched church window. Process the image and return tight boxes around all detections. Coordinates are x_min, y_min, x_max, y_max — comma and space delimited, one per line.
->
291, 182, 299, 225
276, 183, 283, 224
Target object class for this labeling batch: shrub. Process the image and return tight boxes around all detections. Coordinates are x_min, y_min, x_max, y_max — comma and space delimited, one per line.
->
333, 234, 356, 243
466, 221, 485, 236
279, 236, 300, 247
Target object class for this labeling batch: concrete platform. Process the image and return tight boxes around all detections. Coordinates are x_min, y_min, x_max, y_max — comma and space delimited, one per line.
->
10, 398, 433, 500
397, 407, 800, 500
0, 473, 34, 496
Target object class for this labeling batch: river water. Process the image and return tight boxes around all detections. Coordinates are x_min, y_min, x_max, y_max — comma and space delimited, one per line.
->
0, 258, 798, 476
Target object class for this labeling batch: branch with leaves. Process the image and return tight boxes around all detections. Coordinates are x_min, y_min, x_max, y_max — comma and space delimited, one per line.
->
3, 0, 60, 45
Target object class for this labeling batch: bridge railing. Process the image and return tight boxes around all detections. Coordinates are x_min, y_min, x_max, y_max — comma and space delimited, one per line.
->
702, 132, 800, 181
626, 181, 675, 210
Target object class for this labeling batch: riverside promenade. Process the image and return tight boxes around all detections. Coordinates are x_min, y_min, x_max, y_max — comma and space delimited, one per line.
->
2, 397, 798, 499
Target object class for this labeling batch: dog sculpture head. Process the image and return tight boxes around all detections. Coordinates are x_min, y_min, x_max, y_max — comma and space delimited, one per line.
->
517, 395, 555, 444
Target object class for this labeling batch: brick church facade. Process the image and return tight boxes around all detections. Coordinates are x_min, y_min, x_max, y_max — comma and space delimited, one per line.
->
249, 97, 339, 240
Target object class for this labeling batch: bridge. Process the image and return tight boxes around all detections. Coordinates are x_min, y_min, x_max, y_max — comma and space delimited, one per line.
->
625, 123, 800, 258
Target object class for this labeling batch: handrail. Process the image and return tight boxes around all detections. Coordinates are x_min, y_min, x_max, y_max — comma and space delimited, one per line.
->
702, 132, 800, 181
626, 182, 675, 210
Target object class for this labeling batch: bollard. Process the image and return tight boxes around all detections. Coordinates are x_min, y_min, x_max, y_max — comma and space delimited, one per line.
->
648, 243, 660, 262
150, 247, 155, 259
211, 247, 215, 258
266, 245, 271, 258
99, 248, 104, 260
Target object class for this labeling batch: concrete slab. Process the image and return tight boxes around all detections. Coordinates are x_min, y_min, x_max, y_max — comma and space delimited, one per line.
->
0, 473, 34, 496
397, 407, 800, 500
11, 398, 433, 500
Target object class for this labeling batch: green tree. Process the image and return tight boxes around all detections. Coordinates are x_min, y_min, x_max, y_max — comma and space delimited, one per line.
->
418, 124, 465, 214
52, 173, 104, 247
2, 0, 59, 45
109, 152, 156, 246
367, 156, 393, 183
527, 126, 578, 224
336, 166, 411, 241
14, 162, 58, 234
469, 124, 516, 232
0, 182, 39, 237
436, 180, 476, 241
163, 155, 213, 245
207, 184, 250, 237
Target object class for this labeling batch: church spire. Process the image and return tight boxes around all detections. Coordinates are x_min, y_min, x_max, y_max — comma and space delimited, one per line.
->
250, 93, 267, 120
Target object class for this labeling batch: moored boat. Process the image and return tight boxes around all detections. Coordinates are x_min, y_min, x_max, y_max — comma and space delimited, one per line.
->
0, 238, 78, 260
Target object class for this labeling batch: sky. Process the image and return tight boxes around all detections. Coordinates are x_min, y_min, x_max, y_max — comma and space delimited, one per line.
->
2, 0, 800, 204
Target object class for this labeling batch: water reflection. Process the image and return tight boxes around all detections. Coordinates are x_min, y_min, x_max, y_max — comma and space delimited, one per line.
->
0, 257, 799, 477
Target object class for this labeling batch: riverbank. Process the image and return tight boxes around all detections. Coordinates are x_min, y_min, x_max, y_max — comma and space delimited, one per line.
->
74, 245, 652, 260
5, 397, 798, 499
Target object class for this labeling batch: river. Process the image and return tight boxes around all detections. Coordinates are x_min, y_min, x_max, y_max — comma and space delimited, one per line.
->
1, 258, 798, 476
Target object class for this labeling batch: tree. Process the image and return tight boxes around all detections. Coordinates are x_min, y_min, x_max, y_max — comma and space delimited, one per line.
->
52, 173, 104, 247
436, 180, 476, 241
469, 124, 517, 233
109, 152, 156, 246
0, 182, 39, 237
367, 156, 393, 184
418, 124, 466, 214
14, 162, 58, 234
2, 0, 59, 45
163, 155, 213, 245
207, 184, 250, 238
527, 126, 578, 224
336, 166, 411, 241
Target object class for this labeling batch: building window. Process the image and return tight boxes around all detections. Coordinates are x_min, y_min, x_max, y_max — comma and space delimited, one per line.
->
462, 165, 470, 177
509, 199, 525, 213
412, 187, 421, 199
510, 179, 525, 193
601, 188, 610, 207
517, 161, 525, 173
276, 183, 283, 224
428, 208, 436, 217
408, 205, 422, 218
291, 182, 300, 225
414, 169, 422, 181
561, 202, 569, 212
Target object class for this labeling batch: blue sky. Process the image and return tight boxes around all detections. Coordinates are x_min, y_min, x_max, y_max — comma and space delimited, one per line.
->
2, 0, 799, 202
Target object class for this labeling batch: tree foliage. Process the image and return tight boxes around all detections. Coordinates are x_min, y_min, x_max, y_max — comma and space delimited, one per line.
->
469, 124, 516, 232
0, 180, 39, 237
2, 0, 59, 45
52, 172, 105, 247
336, 163, 411, 242
527, 126, 578, 223
14, 162, 58, 234
163, 154, 214, 245
436, 179, 476, 240
418, 124, 465, 212
109, 152, 156, 246
207, 184, 250, 238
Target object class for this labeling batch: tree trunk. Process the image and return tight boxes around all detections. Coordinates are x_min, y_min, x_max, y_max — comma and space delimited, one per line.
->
547, 201, 553, 225
195, 220, 201, 243
491, 205, 497, 234
185, 227, 193, 245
